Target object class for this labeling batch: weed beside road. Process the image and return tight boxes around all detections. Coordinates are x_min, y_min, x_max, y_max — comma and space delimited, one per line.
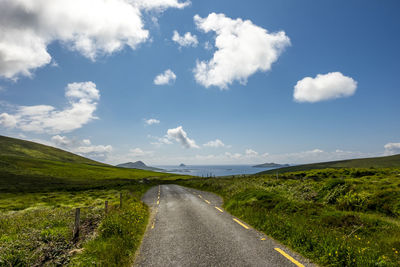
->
0, 186, 150, 266
177, 168, 400, 266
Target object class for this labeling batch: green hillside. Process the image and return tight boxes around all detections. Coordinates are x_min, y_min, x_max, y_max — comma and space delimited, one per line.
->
260, 154, 400, 174
0, 135, 104, 165
0, 135, 186, 193
0, 135, 187, 265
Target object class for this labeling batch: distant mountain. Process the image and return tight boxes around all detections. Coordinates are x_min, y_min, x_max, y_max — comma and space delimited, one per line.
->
116, 161, 164, 171
179, 163, 186, 167
253, 163, 290, 168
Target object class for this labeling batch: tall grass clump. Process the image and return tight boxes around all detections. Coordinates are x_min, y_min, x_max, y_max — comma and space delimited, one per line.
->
69, 193, 149, 266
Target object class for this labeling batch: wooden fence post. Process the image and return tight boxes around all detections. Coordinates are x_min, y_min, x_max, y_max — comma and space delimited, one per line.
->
73, 208, 80, 242
119, 193, 122, 209
105, 200, 108, 214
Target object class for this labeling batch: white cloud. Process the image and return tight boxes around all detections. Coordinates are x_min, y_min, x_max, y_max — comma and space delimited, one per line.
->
204, 41, 213, 50
145, 118, 160, 125
225, 152, 242, 159
172, 30, 198, 47
245, 148, 259, 157
50, 135, 112, 157
129, 147, 153, 157
294, 72, 357, 103
193, 13, 290, 89
167, 126, 199, 148
0, 113, 17, 128
74, 144, 112, 154
203, 139, 226, 148
384, 142, 400, 155
148, 134, 173, 146
133, 0, 190, 11
0, 0, 189, 79
51, 135, 72, 146
154, 69, 176, 85
82, 139, 91, 145
0, 81, 99, 133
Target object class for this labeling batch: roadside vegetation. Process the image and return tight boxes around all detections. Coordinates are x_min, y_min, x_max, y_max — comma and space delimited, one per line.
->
0, 135, 187, 266
0, 185, 152, 266
177, 168, 400, 266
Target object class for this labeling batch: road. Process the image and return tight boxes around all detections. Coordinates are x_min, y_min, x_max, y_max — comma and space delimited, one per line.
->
134, 184, 313, 267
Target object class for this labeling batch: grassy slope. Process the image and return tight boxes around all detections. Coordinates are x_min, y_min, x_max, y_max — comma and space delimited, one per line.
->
0, 135, 187, 193
177, 168, 400, 266
0, 136, 186, 266
261, 154, 400, 174
0, 135, 105, 165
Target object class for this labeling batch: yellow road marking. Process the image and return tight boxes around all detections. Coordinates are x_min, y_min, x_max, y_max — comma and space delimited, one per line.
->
204, 199, 210, 204
198, 194, 203, 198
215, 207, 223, 213
260, 237, 266, 241
274, 248, 304, 267
157, 200, 159, 205
233, 218, 249, 229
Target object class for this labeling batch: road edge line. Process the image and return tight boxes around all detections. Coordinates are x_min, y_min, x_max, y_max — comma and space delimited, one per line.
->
274, 247, 305, 267
233, 218, 249, 229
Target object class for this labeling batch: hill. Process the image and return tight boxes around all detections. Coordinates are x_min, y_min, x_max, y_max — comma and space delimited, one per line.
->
0, 135, 104, 165
116, 161, 164, 171
259, 153, 400, 174
0, 135, 186, 193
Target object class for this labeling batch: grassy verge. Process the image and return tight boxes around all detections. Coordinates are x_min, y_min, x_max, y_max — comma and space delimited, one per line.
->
0, 184, 151, 266
69, 190, 149, 266
176, 168, 400, 266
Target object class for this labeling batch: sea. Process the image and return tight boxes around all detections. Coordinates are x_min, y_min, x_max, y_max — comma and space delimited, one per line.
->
154, 165, 280, 177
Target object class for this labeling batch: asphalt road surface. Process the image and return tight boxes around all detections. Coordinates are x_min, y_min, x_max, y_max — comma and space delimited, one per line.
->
134, 184, 314, 267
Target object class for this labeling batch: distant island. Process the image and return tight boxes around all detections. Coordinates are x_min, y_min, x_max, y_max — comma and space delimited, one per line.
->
116, 161, 164, 171
253, 162, 290, 168
179, 163, 186, 167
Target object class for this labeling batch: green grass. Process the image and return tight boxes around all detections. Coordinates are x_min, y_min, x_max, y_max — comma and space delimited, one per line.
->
0, 135, 190, 194
0, 135, 187, 266
0, 186, 150, 266
69, 192, 149, 266
261, 154, 400, 174
0, 155, 187, 193
176, 168, 400, 266
0, 135, 104, 165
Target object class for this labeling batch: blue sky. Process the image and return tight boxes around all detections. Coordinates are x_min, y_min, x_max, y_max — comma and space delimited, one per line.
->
0, 0, 399, 165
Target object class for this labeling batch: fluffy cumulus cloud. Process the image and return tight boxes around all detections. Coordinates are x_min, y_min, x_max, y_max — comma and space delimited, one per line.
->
0, 113, 17, 128
193, 13, 290, 89
245, 148, 259, 157
384, 142, 400, 155
0, 0, 189, 79
203, 139, 226, 148
294, 72, 357, 103
0, 81, 99, 133
167, 126, 199, 148
172, 30, 198, 47
144, 118, 160, 125
154, 69, 176, 85
51, 135, 112, 157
